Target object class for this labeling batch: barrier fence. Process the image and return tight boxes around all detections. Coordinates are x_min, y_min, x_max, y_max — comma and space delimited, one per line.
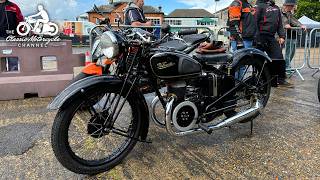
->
307, 28, 320, 77
283, 27, 308, 80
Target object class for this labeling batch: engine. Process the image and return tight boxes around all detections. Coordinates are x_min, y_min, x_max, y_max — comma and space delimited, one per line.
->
164, 73, 224, 131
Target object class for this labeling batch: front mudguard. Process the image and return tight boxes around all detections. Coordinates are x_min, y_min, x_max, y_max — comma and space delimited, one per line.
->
48, 75, 150, 140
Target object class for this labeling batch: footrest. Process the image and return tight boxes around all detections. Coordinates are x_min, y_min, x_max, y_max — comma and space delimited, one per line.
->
198, 123, 213, 134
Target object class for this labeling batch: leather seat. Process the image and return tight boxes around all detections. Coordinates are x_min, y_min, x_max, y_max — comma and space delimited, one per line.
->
193, 53, 233, 64
182, 34, 208, 45
159, 40, 188, 51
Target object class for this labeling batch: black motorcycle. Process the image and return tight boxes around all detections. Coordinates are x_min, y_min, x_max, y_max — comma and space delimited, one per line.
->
48, 27, 273, 174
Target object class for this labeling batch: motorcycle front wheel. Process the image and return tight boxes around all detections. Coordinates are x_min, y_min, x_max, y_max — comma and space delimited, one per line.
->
51, 86, 141, 175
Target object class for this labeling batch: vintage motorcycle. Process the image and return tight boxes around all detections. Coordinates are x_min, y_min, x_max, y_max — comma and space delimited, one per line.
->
48, 25, 273, 174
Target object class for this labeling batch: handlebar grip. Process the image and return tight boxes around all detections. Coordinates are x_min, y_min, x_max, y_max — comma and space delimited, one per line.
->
178, 29, 198, 36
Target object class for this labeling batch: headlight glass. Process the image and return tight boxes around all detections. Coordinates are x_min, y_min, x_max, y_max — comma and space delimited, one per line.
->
91, 31, 119, 62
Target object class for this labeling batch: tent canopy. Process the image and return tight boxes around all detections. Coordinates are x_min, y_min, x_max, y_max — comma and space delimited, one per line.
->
298, 16, 320, 29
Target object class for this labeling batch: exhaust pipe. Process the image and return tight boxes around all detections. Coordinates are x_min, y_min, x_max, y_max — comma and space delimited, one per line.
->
150, 96, 166, 127
165, 98, 263, 137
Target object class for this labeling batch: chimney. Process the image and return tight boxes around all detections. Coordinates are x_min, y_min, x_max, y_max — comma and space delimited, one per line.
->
158, 6, 162, 12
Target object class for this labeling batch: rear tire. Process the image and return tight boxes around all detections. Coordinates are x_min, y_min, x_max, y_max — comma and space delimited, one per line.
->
225, 58, 271, 122
51, 87, 141, 175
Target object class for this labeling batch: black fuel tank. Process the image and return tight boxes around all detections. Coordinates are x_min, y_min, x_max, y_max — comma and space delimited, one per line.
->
150, 52, 202, 79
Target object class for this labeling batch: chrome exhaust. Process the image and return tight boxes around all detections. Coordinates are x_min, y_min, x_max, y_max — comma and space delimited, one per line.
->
150, 96, 165, 127
165, 97, 263, 137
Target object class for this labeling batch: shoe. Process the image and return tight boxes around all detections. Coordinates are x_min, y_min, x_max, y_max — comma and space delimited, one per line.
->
278, 80, 294, 88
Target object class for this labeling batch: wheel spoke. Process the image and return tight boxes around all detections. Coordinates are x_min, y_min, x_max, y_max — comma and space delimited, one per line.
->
64, 89, 137, 163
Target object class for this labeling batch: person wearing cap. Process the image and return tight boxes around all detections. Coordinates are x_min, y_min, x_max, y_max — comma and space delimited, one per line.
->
282, 0, 307, 71
0, 0, 23, 38
255, 0, 293, 87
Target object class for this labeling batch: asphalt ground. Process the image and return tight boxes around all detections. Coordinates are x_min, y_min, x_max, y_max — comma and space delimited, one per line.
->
0, 69, 320, 179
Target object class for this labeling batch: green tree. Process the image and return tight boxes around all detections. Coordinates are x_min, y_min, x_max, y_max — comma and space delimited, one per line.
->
295, 0, 320, 21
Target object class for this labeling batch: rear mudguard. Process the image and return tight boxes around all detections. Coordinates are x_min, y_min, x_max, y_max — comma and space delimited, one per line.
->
232, 48, 275, 86
232, 48, 272, 68
48, 75, 150, 140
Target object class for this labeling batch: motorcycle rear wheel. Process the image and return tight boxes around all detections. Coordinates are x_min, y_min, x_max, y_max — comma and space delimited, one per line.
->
51, 87, 141, 175
318, 78, 320, 102
224, 58, 271, 122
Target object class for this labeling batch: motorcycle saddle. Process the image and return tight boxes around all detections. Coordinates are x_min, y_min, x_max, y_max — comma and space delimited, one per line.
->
182, 34, 208, 45
193, 53, 233, 64
194, 40, 232, 64
159, 40, 188, 51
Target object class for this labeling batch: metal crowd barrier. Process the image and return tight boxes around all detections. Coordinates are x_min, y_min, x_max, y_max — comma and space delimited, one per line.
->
283, 27, 308, 80
306, 28, 320, 77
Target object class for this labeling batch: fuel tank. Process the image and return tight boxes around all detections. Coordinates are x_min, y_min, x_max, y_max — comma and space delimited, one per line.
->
150, 52, 202, 79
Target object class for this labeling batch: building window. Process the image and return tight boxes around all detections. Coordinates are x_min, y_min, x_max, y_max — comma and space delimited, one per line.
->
96, 18, 100, 24
165, 19, 182, 26
71, 22, 76, 33
147, 18, 161, 25
0, 57, 19, 72
41, 56, 58, 71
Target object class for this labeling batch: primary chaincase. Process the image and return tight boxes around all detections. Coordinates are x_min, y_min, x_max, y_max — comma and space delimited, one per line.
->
172, 101, 198, 131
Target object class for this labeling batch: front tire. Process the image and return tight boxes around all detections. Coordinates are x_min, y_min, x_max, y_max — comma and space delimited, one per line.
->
51, 86, 141, 175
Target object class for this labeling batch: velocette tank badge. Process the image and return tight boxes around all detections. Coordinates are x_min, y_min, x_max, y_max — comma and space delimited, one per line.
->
157, 62, 176, 70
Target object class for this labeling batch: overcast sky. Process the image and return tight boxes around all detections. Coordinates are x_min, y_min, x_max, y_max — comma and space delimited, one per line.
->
11, 0, 233, 20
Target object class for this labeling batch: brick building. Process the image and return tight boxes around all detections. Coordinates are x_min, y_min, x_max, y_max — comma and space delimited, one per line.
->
87, 1, 164, 26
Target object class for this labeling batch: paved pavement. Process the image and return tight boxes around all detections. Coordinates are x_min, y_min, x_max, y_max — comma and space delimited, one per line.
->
1, 69, 320, 179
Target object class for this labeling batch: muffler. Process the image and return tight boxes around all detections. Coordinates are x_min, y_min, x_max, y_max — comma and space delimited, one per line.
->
150, 96, 166, 127
165, 97, 263, 136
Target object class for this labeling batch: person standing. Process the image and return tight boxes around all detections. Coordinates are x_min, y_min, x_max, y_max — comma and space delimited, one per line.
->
0, 0, 23, 38
282, 0, 307, 70
255, 0, 292, 87
124, 0, 153, 27
228, 0, 257, 52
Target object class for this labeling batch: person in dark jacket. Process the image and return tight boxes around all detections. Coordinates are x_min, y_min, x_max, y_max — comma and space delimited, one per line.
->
255, 0, 292, 87
0, 0, 23, 38
282, 0, 306, 70
124, 0, 153, 26
228, 0, 257, 52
